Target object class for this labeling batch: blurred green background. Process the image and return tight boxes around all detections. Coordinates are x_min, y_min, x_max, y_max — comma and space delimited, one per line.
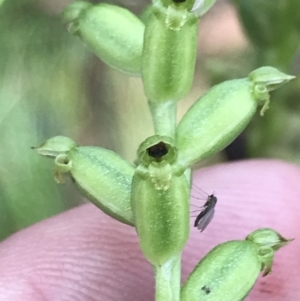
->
0, 0, 299, 240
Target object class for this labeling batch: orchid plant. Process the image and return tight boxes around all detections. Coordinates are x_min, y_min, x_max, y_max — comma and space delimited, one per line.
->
34, 1, 294, 300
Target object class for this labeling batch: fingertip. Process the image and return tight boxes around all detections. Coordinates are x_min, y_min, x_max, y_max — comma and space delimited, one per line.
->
0, 204, 154, 301
1, 159, 299, 301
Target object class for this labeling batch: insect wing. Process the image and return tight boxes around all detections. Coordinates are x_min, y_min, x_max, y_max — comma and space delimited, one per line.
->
195, 207, 215, 232
193, 208, 206, 227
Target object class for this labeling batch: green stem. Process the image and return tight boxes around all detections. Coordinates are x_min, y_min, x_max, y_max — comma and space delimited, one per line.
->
154, 255, 181, 301
148, 101, 177, 140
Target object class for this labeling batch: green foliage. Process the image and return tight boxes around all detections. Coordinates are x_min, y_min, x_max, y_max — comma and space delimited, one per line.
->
226, 0, 300, 160
0, 0, 90, 239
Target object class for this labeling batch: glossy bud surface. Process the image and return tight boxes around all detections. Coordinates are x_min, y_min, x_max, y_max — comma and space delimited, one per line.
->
176, 67, 295, 166
142, 2, 199, 103
63, 2, 144, 76
131, 136, 189, 265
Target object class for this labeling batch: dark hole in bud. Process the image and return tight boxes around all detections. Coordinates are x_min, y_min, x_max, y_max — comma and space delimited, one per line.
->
147, 142, 168, 159
173, 0, 186, 3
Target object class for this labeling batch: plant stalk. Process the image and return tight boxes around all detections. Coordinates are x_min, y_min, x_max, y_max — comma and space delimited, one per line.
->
148, 101, 177, 140
154, 255, 181, 301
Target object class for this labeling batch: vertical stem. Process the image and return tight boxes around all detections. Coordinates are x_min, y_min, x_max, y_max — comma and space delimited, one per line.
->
148, 100, 177, 140
154, 255, 181, 301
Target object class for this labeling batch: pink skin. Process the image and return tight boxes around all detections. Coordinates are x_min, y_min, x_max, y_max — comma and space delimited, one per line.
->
0, 159, 299, 301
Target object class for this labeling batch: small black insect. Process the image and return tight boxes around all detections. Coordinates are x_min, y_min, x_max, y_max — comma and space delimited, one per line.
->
201, 286, 211, 294
193, 192, 217, 232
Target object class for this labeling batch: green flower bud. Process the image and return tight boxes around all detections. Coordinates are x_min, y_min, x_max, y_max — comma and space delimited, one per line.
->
181, 241, 264, 301
142, 2, 199, 103
62, 2, 144, 76
34, 137, 135, 226
32, 136, 77, 157
131, 136, 189, 265
246, 228, 293, 252
176, 66, 295, 166
181, 229, 292, 301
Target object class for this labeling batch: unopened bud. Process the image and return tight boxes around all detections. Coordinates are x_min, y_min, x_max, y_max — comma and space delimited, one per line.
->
34, 137, 135, 226
181, 228, 292, 301
176, 66, 295, 166
142, 2, 199, 103
62, 2, 144, 76
131, 135, 189, 265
